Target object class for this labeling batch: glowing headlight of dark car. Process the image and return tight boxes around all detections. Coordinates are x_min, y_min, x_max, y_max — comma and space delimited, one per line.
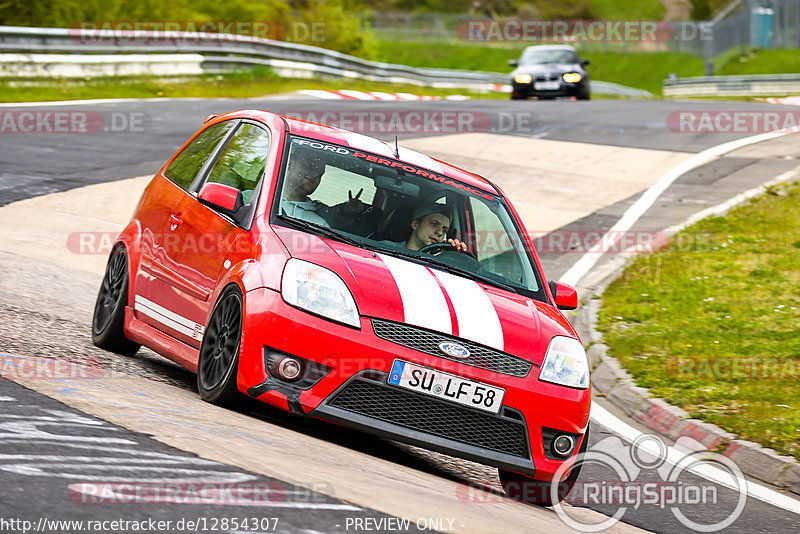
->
539, 336, 589, 389
281, 258, 360, 328
514, 74, 533, 84
562, 72, 582, 83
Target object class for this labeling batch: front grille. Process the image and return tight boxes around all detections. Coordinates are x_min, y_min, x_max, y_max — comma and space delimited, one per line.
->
327, 378, 530, 459
371, 319, 532, 377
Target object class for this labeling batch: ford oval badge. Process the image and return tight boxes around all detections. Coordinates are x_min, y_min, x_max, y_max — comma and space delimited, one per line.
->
439, 341, 470, 359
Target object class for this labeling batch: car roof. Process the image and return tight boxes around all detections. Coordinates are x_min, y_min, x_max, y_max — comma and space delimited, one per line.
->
281, 115, 501, 195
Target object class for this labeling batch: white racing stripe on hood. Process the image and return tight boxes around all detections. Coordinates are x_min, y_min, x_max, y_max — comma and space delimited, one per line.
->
431, 270, 504, 350
341, 131, 395, 158
377, 253, 452, 335
396, 147, 445, 174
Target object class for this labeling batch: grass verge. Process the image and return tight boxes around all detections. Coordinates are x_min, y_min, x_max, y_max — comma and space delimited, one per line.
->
598, 181, 800, 460
0, 67, 510, 104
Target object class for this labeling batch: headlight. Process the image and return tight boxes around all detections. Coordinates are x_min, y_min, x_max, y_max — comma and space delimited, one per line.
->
281, 258, 360, 328
562, 72, 582, 83
514, 74, 533, 84
539, 336, 589, 389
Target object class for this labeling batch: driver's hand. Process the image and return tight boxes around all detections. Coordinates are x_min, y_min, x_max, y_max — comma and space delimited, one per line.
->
448, 238, 468, 253
344, 188, 367, 213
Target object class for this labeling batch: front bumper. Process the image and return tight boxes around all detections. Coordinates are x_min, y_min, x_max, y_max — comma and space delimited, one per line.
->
512, 81, 587, 99
312, 370, 535, 474
240, 287, 590, 480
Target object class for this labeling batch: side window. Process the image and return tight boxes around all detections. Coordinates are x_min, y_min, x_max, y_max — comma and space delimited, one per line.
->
205, 123, 270, 205
469, 198, 511, 260
469, 197, 524, 284
164, 121, 234, 191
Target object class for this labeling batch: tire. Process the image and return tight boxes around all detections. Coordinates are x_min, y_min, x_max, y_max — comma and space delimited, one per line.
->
511, 93, 526, 100
197, 285, 244, 408
92, 244, 140, 356
499, 423, 590, 506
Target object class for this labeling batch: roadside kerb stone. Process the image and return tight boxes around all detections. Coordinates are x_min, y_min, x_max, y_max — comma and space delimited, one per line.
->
723, 440, 799, 491
786, 465, 800, 496
575, 172, 800, 496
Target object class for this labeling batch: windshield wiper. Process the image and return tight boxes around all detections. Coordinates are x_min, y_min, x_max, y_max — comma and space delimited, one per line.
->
277, 215, 364, 248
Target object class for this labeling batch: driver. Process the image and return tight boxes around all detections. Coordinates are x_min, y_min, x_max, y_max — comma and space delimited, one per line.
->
281, 152, 330, 226
398, 204, 468, 253
281, 146, 367, 227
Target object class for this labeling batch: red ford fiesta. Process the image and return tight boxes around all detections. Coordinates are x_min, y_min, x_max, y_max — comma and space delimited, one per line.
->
92, 109, 591, 505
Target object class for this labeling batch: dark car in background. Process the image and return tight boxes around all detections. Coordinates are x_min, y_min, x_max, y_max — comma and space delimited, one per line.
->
509, 45, 590, 100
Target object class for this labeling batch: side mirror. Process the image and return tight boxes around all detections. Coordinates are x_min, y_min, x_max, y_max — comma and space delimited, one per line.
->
198, 182, 243, 214
549, 280, 578, 310
508, 59, 519, 68
580, 59, 590, 68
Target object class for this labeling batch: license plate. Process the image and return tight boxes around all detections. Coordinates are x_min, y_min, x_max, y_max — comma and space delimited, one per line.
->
387, 360, 505, 414
534, 81, 560, 90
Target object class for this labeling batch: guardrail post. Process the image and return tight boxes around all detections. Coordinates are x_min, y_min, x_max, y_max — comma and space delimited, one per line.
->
703, 21, 715, 76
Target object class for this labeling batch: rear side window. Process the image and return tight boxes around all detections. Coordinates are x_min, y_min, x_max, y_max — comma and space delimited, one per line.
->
164, 121, 234, 191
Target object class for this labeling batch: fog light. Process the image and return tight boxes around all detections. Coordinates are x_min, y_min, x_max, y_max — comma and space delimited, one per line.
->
552, 434, 575, 457
273, 357, 303, 381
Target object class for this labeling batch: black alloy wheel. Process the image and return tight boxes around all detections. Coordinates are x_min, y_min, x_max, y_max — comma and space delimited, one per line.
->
92, 244, 140, 356
197, 285, 244, 407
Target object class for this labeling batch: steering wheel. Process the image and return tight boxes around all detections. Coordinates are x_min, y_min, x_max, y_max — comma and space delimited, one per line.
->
419, 242, 477, 259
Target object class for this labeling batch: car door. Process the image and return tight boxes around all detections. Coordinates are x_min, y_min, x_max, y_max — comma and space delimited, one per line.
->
146, 121, 271, 348
134, 120, 237, 341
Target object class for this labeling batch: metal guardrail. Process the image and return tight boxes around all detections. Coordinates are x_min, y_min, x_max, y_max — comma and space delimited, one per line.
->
0, 25, 652, 98
664, 73, 800, 96
590, 81, 652, 98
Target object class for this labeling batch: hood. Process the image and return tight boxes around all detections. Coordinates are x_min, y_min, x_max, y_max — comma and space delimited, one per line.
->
274, 226, 575, 366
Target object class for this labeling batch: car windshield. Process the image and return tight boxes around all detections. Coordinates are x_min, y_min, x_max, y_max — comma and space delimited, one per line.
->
274, 135, 545, 300
520, 49, 578, 66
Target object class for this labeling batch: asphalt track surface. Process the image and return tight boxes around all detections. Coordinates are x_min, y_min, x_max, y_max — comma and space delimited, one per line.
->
3, 97, 800, 207
1, 96, 800, 533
